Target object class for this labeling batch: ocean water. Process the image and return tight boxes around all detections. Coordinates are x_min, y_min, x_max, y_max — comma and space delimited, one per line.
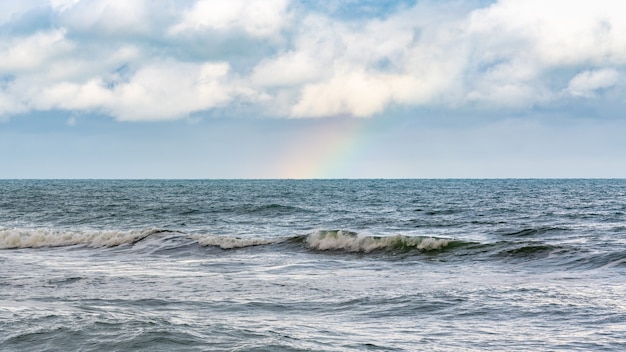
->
1, 179, 625, 351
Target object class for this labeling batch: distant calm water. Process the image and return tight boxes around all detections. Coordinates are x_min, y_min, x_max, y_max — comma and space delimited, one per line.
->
1, 179, 625, 351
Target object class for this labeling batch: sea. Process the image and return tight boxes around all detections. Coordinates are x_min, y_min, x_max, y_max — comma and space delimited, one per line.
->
1, 179, 625, 351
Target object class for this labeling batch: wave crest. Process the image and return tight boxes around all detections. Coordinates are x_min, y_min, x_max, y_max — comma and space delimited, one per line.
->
0, 228, 164, 249
0, 228, 455, 254
306, 230, 451, 253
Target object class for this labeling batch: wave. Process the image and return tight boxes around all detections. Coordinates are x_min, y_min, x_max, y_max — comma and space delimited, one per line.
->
1, 228, 623, 269
303, 230, 456, 253
0, 228, 457, 253
0, 228, 168, 249
189, 234, 278, 249
490, 241, 566, 260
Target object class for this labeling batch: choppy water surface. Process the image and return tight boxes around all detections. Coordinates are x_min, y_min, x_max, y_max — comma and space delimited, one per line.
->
1, 179, 625, 351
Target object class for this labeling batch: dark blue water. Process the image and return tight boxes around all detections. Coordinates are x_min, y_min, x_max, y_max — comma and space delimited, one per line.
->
1, 180, 625, 351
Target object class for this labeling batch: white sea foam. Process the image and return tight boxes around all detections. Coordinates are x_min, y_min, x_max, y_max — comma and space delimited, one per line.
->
190, 234, 277, 249
0, 228, 158, 249
306, 230, 450, 253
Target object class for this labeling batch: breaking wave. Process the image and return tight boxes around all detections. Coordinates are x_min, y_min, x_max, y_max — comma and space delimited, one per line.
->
304, 230, 454, 252
1, 228, 622, 268
0, 228, 457, 253
0, 228, 168, 249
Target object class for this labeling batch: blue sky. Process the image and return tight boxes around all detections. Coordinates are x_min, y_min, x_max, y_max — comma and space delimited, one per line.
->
1, 0, 625, 178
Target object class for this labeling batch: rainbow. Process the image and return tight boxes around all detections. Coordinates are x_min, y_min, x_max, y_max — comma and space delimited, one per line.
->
275, 117, 381, 179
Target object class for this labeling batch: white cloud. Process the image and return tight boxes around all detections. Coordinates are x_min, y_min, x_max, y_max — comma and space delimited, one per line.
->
565, 69, 620, 98
49, 0, 80, 12
60, 0, 152, 36
0, 30, 73, 73
0, 92, 26, 118
32, 61, 238, 121
34, 79, 111, 111
170, 0, 291, 38
46, 45, 140, 82
292, 71, 395, 117
257, 6, 467, 118
251, 51, 322, 87
465, 61, 550, 108
468, 0, 626, 67
108, 61, 235, 121
1, 0, 626, 121
0, 1, 42, 25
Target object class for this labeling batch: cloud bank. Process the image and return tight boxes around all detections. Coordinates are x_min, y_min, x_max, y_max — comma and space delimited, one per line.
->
1, 0, 625, 121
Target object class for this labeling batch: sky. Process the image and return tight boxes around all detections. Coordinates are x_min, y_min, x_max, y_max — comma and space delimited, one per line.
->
1, 0, 625, 179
